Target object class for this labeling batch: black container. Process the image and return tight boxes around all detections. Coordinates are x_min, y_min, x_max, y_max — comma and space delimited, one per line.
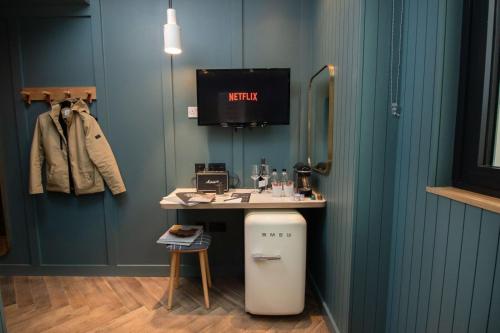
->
293, 163, 313, 197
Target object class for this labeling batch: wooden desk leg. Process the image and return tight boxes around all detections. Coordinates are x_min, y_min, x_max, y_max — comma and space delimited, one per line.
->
175, 254, 180, 288
168, 252, 178, 310
203, 250, 212, 288
198, 251, 210, 309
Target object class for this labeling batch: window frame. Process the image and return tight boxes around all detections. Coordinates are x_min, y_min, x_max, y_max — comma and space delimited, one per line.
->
453, 0, 500, 198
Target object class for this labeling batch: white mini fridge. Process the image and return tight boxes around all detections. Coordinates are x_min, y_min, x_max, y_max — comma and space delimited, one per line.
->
244, 209, 307, 315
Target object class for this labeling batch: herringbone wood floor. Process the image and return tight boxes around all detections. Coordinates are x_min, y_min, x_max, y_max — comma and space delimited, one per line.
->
0, 276, 329, 332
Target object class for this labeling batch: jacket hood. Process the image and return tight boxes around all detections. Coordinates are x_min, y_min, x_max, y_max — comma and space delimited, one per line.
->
70, 98, 91, 114
49, 98, 90, 119
48, 98, 91, 143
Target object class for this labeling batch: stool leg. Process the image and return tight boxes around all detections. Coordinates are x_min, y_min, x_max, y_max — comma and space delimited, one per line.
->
168, 252, 178, 310
203, 250, 212, 288
174, 254, 180, 288
198, 251, 210, 309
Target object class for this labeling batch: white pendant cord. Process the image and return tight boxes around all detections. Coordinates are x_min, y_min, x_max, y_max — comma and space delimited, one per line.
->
389, 0, 404, 118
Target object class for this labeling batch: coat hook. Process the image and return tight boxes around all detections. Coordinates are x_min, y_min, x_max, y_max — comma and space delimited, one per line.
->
64, 90, 71, 98
21, 90, 31, 105
42, 91, 52, 104
85, 90, 92, 104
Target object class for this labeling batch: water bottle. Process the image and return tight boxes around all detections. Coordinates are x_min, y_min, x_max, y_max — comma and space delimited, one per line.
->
281, 169, 288, 184
282, 169, 293, 197
271, 169, 281, 197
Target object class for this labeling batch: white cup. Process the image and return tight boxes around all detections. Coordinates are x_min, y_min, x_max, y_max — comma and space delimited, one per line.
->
283, 181, 294, 197
272, 182, 282, 197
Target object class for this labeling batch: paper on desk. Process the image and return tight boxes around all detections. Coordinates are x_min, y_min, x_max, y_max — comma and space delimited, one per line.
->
161, 196, 198, 206
224, 197, 242, 203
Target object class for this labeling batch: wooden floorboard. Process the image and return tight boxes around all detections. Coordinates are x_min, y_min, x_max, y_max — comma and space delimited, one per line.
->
0, 276, 329, 332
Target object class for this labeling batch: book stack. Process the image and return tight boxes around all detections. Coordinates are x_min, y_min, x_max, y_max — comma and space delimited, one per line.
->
176, 192, 215, 204
157, 225, 203, 247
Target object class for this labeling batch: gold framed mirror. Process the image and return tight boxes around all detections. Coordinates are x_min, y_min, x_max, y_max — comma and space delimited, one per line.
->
307, 64, 335, 175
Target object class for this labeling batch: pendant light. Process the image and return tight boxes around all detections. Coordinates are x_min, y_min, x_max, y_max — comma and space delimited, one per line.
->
164, 0, 182, 55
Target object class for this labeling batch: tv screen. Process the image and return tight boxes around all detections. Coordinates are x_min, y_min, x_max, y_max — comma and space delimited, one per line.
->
196, 68, 290, 127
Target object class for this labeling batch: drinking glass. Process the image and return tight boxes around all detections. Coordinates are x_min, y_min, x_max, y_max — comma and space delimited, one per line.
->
250, 165, 259, 193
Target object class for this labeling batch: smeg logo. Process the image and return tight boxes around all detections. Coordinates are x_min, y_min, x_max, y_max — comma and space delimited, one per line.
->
260, 232, 292, 238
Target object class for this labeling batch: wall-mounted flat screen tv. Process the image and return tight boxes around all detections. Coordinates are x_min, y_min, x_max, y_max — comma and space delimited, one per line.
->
196, 68, 290, 127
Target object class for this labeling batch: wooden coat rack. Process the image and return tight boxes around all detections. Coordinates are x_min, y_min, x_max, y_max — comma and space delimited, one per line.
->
20, 86, 97, 105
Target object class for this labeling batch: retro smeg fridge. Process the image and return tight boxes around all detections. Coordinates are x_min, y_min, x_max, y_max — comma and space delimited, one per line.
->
244, 209, 306, 315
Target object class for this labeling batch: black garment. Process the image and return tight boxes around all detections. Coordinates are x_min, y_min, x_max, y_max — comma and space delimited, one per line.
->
58, 110, 74, 192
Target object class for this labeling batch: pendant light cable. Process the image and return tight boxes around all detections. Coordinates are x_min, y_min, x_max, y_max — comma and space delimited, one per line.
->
389, 0, 404, 118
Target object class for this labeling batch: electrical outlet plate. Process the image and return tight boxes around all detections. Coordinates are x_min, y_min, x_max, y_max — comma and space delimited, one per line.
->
188, 106, 198, 118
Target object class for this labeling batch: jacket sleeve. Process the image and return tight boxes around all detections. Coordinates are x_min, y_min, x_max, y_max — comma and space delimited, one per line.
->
29, 117, 45, 194
85, 117, 126, 195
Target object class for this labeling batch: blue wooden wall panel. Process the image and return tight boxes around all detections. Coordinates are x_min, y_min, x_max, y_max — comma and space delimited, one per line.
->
385, 0, 500, 333
19, 14, 108, 265
0, 18, 31, 266
404, 0, 440, 329
308, 0, 397, 332
488, 234, 500, 333
242, 0, 303, 180
308, 0, 364, 330
171, 0, 234, 187
438, 201, 466, 333
452, 206, 482, 333
414, 194, 438, 333
99, 0, 169, 266
19, 17, 94, 87
468, 212, 500, 333
426, 197, 451, 333
35, 194, 107, 265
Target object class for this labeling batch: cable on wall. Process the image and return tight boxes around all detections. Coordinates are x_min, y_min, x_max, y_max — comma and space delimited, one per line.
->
389, 0, 404, 118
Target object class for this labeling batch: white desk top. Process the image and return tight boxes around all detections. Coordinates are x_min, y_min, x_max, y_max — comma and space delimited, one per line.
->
159, 188, 326, 210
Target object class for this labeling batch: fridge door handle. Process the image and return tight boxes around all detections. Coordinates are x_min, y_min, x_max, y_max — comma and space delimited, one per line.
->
252, 253, 281, 261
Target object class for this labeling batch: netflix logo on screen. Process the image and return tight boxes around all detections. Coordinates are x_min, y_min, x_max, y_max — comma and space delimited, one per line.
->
196, 68, 290, 126
228, 92, 258, 102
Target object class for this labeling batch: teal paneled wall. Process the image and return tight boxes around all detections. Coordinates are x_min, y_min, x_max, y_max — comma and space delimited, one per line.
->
99, 0, 171, 267
350, 0, 397, 332
0, 18, 31, 266
307, 0, 397, 332
0, 0, 309, 275
385, 0, 500, 333
307, 0, 361, 332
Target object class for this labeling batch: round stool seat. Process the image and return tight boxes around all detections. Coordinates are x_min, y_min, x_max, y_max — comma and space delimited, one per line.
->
166, 233, 212, 252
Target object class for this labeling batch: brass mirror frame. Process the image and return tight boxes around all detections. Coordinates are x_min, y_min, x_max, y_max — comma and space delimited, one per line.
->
307, 64, 335, 175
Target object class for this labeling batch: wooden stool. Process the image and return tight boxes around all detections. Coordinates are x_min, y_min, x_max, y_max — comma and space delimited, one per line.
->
166, 234, 212, 309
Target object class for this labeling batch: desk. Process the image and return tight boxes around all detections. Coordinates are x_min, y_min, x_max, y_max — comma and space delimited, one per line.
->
159, 188, 326, 210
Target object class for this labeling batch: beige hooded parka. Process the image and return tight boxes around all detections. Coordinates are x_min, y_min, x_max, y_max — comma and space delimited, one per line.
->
29, 98, 126, 196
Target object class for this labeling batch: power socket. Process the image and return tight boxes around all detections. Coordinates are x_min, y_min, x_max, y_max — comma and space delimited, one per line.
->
188, 106, 198, 118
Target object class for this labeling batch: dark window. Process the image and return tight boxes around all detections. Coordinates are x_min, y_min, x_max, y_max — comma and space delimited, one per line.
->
453, 0, 500, 197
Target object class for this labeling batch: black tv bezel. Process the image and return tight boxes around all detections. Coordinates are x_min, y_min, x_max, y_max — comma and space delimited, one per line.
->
195, 68, 291, 127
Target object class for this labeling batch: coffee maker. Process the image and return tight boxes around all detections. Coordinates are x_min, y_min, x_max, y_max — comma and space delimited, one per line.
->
293, 163, 313, 197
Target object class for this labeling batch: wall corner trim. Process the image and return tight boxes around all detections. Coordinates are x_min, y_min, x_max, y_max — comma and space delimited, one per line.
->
426, 186, 500, 214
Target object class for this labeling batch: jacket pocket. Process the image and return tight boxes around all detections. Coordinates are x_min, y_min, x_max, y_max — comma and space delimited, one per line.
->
77, 170, 95, 189
46, 167, 55, 183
